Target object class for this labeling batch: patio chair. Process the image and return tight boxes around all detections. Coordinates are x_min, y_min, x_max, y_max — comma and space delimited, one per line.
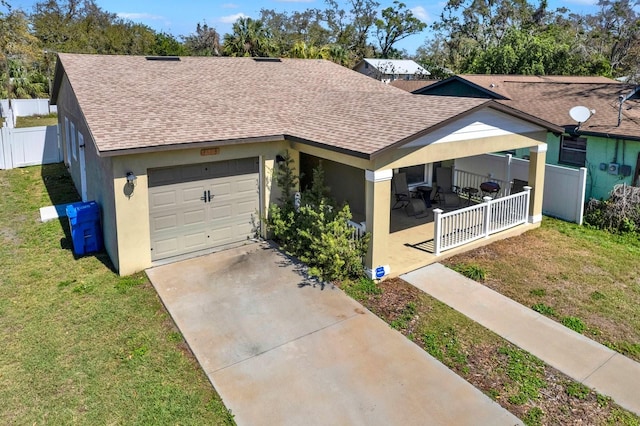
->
434, 167, 460, 207
511, 179, 528, 194
392, 173, 411, 209
392, 173, 425, 216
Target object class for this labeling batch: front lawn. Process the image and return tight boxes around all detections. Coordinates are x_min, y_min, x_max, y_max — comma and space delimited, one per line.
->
0, 164, 234, 424
443, 218, 640, 362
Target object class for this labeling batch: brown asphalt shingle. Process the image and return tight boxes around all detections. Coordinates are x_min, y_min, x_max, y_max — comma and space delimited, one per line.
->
55, 54, 498, 156
458, 75, 640, 139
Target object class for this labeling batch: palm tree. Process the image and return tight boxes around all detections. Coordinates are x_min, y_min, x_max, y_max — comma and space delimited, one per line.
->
223, 17, 275, 57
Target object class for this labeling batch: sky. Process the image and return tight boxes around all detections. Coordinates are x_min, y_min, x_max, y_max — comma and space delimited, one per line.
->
9, 0, 603, 54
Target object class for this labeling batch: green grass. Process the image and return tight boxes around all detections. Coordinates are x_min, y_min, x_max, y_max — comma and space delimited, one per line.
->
0, 164, 234, 424
498, 346, 546, 405
443, 217, 640, 362
341, 277, 382, 301
15, 113, 58, 128
450, 263, 486, 281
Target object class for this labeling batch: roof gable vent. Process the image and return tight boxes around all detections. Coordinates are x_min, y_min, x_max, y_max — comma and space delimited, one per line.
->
145, 56, 180, 61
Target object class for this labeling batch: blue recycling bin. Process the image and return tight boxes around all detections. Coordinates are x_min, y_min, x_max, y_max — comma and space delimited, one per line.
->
66, 201, 103, 256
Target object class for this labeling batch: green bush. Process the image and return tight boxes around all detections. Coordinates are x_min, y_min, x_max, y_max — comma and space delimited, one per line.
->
584, 185, 640, 234
266, 155, 370, 283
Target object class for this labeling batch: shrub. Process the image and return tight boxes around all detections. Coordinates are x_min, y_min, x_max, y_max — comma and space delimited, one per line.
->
584, 184, 640, 234
266, 155, 370, 283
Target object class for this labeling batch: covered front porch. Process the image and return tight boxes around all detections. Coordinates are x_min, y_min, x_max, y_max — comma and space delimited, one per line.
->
383, 186, 536, 277
291, 101, 558, 280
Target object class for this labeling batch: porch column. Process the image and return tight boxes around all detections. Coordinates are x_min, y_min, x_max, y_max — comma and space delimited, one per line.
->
364, 169, 392, 278
528, 144, 547, 223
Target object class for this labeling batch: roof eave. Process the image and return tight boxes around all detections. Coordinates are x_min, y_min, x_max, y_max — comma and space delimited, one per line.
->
49, 54, 65, 105
370, 100, 563, 160
98, 134, 289, 157
414, 75, 510, 100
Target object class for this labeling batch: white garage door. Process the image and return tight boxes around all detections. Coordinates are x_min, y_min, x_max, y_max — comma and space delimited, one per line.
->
148, 157, 259, 261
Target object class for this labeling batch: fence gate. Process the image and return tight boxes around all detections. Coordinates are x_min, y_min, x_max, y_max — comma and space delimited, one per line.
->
0, 125, 61, 170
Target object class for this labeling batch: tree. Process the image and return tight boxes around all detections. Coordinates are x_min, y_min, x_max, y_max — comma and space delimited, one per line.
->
0, 8, 42, 98
182, 22, 220, 56
260, 8, 331, 56
325, 0, 379, 64
152, 32, 189, 56
222, 17, 274, 57
582, 0, 640, 77
374, 1, 426, 58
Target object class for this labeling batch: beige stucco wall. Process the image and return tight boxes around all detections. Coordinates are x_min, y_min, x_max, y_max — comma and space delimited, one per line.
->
110, 141, 290, 275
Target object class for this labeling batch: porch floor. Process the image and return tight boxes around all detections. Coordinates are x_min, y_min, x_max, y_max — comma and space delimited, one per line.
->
387, 203, 539, 278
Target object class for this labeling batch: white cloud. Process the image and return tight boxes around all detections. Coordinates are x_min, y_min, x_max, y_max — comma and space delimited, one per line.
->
410, 6, 429, 22
117, 12, 164, 21
219, 13, 249, 24
222, 3, 239, 8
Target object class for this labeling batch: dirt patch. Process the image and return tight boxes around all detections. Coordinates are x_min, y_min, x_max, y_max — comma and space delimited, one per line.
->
357, 277, 638, 425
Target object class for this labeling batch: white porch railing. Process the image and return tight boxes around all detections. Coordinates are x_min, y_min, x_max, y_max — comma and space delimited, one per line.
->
347, 220, 367, 241
433, 187, 531, 255
453, 169, 510, 199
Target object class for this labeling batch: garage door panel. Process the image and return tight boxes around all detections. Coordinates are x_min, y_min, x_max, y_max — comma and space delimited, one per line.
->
183, 185, 207, 202
236, 199, 258, 215
150, 190, 177, 209
211, 181, 231, 196
235, 177, 258, 193
183, 208, 207, 226
149, 158, 259, 261
183, 232, 209, 250
153, 237, 179, 258
151, 213, 178, 232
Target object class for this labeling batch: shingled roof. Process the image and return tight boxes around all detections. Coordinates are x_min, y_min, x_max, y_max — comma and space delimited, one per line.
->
416, 75, 640, 141
51, 54, 560, 158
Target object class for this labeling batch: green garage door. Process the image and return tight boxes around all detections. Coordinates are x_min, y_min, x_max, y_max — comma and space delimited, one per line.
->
148, 157, 259, 261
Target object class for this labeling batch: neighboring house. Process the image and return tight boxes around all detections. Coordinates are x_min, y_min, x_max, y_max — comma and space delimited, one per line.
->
413, 75, 640, 200
51, 54, 561, 276
389, 79, 438, 93
353, 59, 430, 82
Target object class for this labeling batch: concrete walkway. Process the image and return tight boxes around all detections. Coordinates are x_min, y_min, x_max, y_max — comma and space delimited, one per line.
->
147, 243, 520, 425
402, 263, 640, 416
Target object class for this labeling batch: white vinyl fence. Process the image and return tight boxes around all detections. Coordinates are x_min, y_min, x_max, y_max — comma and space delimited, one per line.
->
1, 99, 57, 127
455, 154, 587, 224
0, 125, 61, 169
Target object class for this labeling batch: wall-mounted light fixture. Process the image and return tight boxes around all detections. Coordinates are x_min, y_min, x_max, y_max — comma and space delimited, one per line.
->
126, 172, 137, 186
124, 172, 137, 198
275, 154, 286, 165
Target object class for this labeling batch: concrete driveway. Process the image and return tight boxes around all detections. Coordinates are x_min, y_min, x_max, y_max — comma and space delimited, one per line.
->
147, 242, 520, 425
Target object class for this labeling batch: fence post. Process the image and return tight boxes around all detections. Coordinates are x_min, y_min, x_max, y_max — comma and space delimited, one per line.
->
433, 208, 443, 255
576, 168, 587, 225
524, 186, 532, 223
505, 154, 512, 194
483, 196, 492, 238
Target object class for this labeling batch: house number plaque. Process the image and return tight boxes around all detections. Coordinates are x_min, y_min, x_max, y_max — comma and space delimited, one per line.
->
200, 148, 220, 156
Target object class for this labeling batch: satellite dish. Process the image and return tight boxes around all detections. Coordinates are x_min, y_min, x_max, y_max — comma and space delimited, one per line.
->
569, 106, 593, 123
